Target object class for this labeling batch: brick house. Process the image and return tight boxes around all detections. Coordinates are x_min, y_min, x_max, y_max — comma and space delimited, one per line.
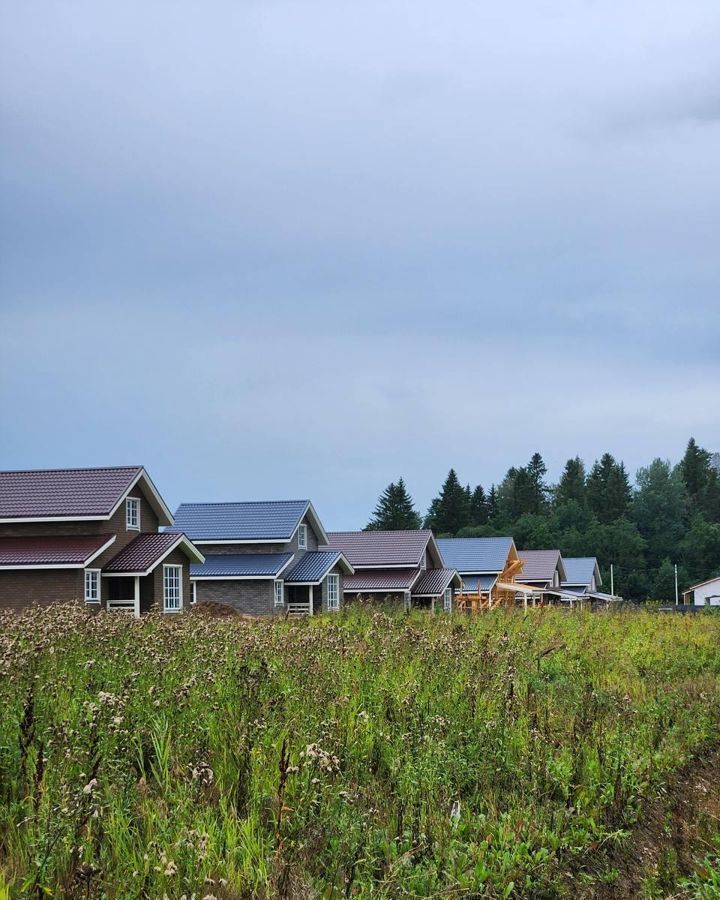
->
0, 466, 204, 615
322, 530, 461, 611
169, 500, 353, 616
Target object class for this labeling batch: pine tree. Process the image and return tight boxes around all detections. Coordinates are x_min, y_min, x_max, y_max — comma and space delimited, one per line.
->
366, 478, 421, 530
424, 469, 470, 535
555, 457, 587, 507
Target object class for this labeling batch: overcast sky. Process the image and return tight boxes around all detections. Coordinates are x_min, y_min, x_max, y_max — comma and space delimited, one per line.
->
1, 1, 719, 528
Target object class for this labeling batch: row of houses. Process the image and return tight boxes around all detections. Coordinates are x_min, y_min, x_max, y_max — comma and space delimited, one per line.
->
1, 464, 711, 615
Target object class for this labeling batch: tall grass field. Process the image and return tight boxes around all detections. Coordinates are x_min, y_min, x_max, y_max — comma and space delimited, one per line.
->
1, 604, 719, 898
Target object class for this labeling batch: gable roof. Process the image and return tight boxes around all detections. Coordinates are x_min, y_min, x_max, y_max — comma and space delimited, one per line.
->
518, 549, 566, 583
0, 465, 173, 525
0, 534, 117, 569
459, 574, 497, 593
562, 557, 601, 587
324, 530, 440, 568
436, 537, 515, 574
284, 550, 353, 584
411, 568, 462, 597
103, 533, 204, 575
169, 500, 327, 544
191, 553, 294, 579
683, 574, 720, 593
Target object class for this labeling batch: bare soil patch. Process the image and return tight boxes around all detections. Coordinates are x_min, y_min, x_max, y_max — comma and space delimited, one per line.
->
576, 744, 720, 898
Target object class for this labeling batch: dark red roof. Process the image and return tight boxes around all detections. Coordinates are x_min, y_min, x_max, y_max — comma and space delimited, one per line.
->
0, 466, 143, 519
325, 531, 433, 568
411, 568, 459, 597
0, 534, 115, 567
103, 532, 187, 574
343, 568, 421, 592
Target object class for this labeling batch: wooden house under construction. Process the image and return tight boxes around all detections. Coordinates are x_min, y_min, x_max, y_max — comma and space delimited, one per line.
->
436, 537, 540, 609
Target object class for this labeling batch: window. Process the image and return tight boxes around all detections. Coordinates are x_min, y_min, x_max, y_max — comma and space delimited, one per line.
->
84, 569, 100, 604
163, 565, 182, 612
443, 587, 452, 613
126, 497, 140, 530
274, 579, 284, 607
190, 582, 197, 605
298, 523, 307, 550
327, 574, 340, 611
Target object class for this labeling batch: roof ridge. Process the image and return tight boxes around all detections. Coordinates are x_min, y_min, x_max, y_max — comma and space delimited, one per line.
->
0, 465, 142, 476
327, 529, 431, 535
177, 500, 309, 508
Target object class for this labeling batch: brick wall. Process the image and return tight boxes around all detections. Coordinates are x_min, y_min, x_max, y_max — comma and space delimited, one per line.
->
194, 579, 277, 615
0, 570, 84, 611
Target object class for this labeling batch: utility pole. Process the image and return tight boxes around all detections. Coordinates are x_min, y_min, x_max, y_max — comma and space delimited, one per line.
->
674, 564, 679, 605
610, 564, 614, 597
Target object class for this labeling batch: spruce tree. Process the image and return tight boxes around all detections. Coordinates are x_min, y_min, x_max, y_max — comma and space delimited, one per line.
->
680, 438, 710, 500
366, 478, 421, 530
587, 454, 631, 523
605, 462, 632, 521
487, 485, 498, 521
469, 485, 488, 525
526, 452, 549, 514
555, 457, 587, 507
424, 469, 470, 535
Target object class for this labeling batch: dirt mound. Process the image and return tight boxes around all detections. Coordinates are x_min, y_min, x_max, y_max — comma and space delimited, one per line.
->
189, 600, 240, 618
576, 745, 720, 898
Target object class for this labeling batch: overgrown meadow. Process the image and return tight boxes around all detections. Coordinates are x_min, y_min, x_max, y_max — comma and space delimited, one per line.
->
1, 605, 719, 898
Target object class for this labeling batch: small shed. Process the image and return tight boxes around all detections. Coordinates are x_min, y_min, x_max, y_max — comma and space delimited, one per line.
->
682, 575, 720, 607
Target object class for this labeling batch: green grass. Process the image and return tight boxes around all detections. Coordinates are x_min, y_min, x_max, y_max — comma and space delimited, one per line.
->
1, 604, 719, 898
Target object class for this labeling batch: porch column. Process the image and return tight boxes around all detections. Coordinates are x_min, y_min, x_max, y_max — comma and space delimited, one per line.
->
133, 576, 140, 618
431, 596, 435, 614
523, 591, 527, 611
309, 584, 314, 616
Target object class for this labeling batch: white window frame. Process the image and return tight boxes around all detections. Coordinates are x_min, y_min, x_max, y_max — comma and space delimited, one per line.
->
163, 564, 182, 612
327, 573, 340, 611
274, 579, 284, 607
190, 582, 197, 605
84, 568, 101, 604
298, 523, 307, 550
126, 496, 140, 531
443, 587, 452, 613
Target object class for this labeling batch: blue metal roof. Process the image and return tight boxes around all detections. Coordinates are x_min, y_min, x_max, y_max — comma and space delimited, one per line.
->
191, 553, 293, 578
285, 551, 349, 584
437, 537, 514, 574
459, 574, 497, 593
170, 501, 310, 541
562, 557, 599, 587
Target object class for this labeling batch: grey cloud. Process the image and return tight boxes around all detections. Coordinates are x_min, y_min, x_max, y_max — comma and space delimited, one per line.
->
1, 0, 719, 526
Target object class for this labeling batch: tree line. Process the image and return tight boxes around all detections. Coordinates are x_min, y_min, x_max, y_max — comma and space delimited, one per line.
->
365, 438, 720, 600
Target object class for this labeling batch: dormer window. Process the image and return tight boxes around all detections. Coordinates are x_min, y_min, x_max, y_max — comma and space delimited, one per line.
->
298, 523, 307, 550
126, 497, 140, 531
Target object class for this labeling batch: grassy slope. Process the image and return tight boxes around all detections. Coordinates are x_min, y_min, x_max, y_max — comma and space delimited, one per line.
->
0, 605, 719, 898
